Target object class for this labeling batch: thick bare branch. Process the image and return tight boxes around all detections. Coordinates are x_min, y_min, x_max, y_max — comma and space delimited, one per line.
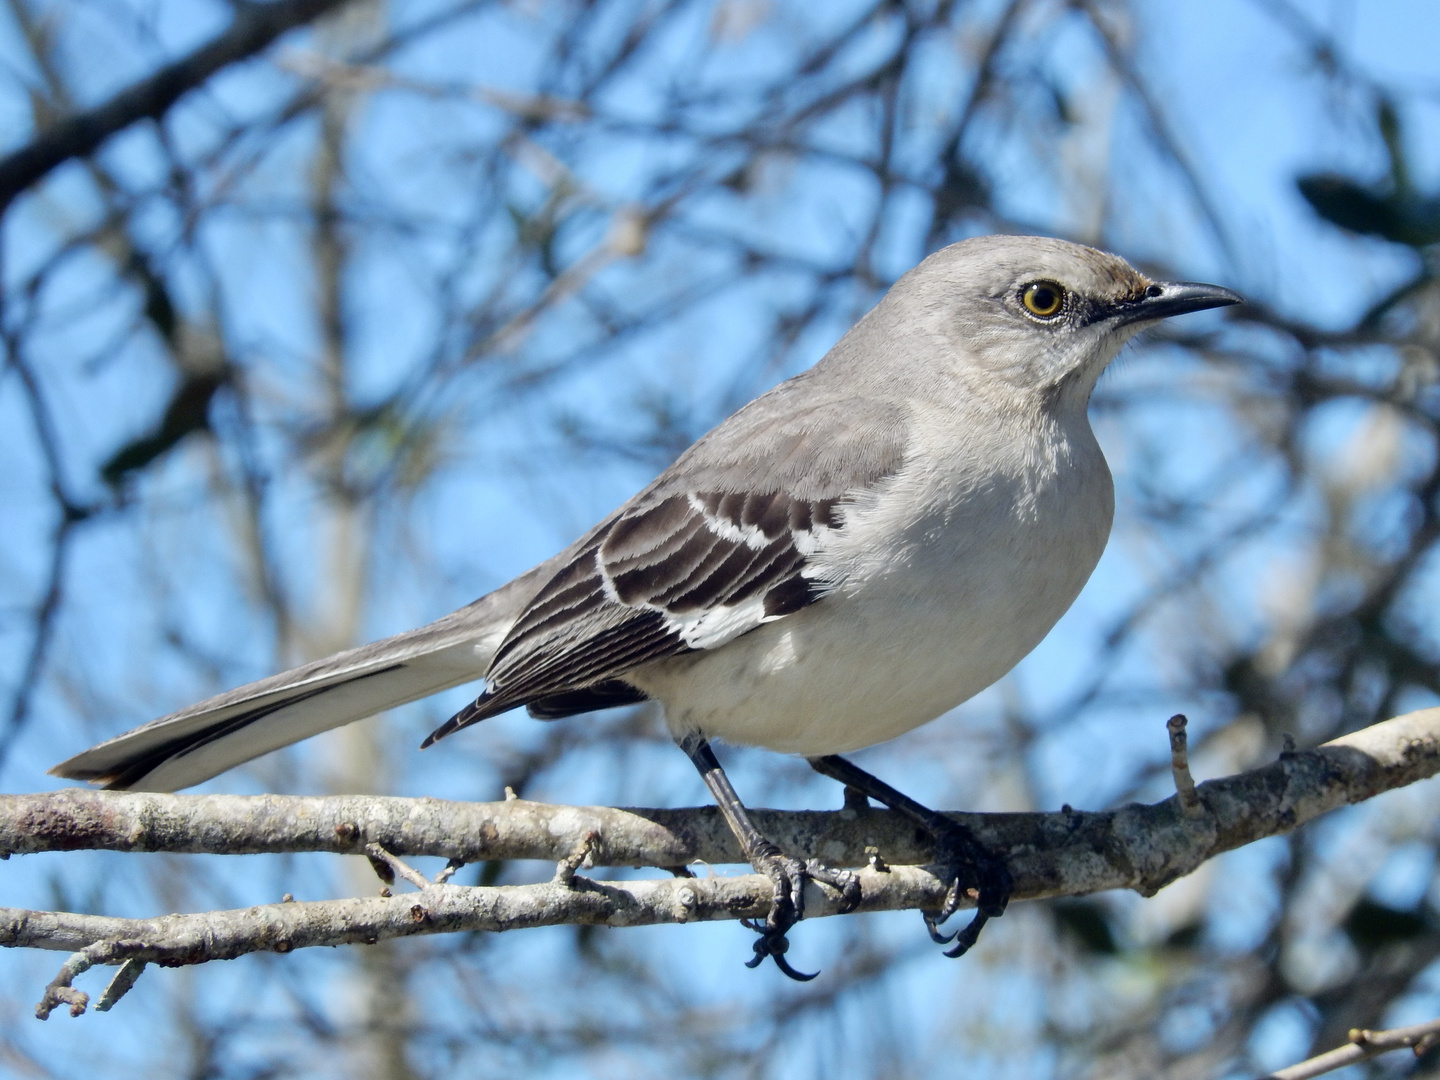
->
7, 708, 1440, 881
14, 864, 949, 1018
3, 707, 1440, 1018
0, 0, 355, 214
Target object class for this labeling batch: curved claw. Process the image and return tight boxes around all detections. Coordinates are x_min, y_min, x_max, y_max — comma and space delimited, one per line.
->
923, 911, 957, 945
771, 949, 819, 982
942, 910, 991, 959
745, 930, 818, 981
738, 847, 851, 980
922, 817, 1013, 958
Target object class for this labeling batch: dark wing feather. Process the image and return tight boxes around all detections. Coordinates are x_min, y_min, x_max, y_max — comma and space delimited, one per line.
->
422, 393, 908, 745
526, 680, 649, 721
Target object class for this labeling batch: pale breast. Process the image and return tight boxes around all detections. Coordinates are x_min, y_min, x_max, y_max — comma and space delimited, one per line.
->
630, 404, 1115, 756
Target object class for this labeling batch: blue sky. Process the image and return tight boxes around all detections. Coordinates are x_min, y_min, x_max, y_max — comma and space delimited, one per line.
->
3, 1, 1440, 1076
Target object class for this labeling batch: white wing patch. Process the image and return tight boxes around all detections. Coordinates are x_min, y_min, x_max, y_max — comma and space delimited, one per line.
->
670, 593, 773, 650
638, 492, 840, 651
425, 392, 910, 737
448, 490, 848, 726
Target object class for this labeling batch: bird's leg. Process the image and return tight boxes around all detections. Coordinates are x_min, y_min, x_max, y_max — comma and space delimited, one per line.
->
806, 754, 1011, 958
679, 734, 859, 980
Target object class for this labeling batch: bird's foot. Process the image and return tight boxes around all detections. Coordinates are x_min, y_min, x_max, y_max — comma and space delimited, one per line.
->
920, 816, 1011, 958
741, 843, 861, 981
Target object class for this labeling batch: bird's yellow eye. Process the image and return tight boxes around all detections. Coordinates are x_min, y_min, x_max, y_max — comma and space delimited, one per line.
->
1021, 281, 1065, 318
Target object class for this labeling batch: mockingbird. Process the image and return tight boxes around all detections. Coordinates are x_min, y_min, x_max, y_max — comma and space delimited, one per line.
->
53, 235, 1241, 979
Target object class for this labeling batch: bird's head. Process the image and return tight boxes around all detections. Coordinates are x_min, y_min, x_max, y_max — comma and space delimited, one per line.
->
883, 235, 1241, 400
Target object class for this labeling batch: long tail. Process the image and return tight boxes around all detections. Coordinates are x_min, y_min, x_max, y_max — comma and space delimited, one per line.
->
49, 560, 559, 791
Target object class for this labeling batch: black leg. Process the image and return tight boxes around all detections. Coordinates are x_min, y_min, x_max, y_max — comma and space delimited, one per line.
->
680, 735, 859, 980
806, 754, 1011, 958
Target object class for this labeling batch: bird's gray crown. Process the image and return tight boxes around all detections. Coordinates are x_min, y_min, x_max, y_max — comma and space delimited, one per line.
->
832, 234, 1239, 397
915, 234, 1153, 308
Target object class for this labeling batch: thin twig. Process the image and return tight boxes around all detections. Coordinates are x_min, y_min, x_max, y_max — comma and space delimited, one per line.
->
34, 940, 144, 1020
433, 858, 466, 885
1167, 713, 1203, 816
364, 843, 432, 892
552, 830, 600, 886
94, 959, 147, 1013
1260, 1017, 1440, 1080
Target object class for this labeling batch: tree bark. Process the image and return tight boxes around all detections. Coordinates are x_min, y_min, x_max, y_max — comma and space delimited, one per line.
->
6, 706, 1440, 1018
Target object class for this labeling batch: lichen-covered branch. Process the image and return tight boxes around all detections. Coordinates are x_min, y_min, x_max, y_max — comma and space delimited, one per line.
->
15, 863, 952, 1018
5, 707, 1440, 1018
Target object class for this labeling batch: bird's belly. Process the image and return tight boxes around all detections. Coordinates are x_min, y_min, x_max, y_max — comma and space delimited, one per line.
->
629, 515, 1105, 755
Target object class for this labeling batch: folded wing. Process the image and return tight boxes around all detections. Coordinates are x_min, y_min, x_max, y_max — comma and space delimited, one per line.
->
426, 390, 909, 743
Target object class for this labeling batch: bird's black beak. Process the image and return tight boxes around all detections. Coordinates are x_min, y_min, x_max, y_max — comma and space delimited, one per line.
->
1110, 281, 1243, 327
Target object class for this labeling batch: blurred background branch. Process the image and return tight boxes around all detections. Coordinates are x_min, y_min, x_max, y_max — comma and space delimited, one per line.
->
2, 1, 1440, 1077
0, 0, 357, 212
